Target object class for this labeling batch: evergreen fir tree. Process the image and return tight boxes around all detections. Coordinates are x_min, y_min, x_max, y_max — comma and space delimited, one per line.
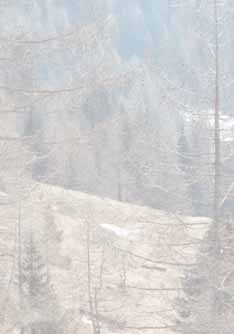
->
177, 124, 190, 177
175, 218, 234, 334
177, 124, 195, 214
177, 121, 211, 216
20, 233, 62, 334
21, 235, 49, 309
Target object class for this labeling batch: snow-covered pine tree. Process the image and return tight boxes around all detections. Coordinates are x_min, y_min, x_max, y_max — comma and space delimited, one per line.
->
177, 124, 192, 188
20, 233, 62, 334
175, 219, 234, 334
177, 120, 213, 216
22, 235, 49, 309
177, 125, 189, 171
175, 1, 234, 333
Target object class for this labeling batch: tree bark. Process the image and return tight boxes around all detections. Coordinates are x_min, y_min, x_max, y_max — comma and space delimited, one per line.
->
213, 0, 221, 332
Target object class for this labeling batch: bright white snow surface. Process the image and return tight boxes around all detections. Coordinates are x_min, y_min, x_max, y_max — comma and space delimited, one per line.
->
81, 315, 92, 325
100, 223, 139, 240
0, 190, 10, 204
183, 109, 234, 142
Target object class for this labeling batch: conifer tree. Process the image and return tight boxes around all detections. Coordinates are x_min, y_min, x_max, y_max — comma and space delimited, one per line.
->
20, 233, 62, 334
22, 235, 49, 309
175, 1, 234, 333
176, 220, 234, 334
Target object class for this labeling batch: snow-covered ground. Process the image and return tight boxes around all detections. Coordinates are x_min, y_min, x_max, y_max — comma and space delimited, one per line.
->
183, 109, 234, 142
100, 223, 139, 240
1, 183, 210, 334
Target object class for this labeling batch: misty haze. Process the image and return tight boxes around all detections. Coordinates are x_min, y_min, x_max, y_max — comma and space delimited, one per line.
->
0, 1, 233, 334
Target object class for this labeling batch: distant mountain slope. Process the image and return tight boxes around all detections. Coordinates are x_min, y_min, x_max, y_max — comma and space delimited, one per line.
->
2, 1, 234, 216
1, 183, 210, 333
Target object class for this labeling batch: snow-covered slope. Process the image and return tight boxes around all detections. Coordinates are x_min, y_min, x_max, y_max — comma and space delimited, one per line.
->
1, 183, 210, 334
183, 109, 234, 142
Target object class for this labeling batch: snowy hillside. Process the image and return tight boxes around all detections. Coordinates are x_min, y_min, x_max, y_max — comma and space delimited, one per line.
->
183, 110, 234, 142
1, 183, 210, 333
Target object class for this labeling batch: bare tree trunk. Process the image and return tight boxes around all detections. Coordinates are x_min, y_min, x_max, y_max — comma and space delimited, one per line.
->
94, 288, 100, 334
17, 201, 23, 334
117, 166, 123, 202
214, 0, 221, 225
213, 0, 221, 332
86, 220, 97, 334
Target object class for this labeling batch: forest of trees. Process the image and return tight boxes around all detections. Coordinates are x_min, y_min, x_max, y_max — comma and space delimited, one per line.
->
0, 0, 234, 333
